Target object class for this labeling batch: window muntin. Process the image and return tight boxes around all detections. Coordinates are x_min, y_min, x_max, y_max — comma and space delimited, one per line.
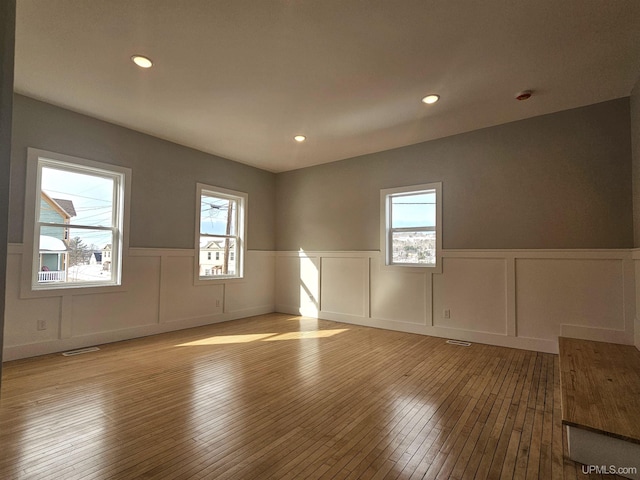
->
382, 183, 441, 268
33, 156, 125, 289
196, 185, 246, 280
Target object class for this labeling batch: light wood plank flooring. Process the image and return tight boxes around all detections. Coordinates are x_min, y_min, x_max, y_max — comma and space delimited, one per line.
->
0, 313, 624, 479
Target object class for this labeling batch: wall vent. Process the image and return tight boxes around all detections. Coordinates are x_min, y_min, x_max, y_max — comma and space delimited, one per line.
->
446, 340, 471, 347
62, 346, 100, 357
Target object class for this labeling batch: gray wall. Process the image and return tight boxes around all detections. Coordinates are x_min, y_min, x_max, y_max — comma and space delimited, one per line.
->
10, 95, 276, 250
1, 0, 15, 379
633, 79, 640, 249
276, 99, 633, 251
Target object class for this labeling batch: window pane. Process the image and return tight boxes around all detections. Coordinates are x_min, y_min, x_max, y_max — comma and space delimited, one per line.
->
37, 227, 115, 284
40, 167, 114, 227
391, 231, 436, 265
199, 236, 237, 277
200, 194, 236, 236
391, 192, 435, 228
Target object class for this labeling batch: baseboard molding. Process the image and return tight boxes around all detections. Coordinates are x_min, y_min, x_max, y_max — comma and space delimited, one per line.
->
3, 305, 276, 361
560, 324, 634, 345
275, 308, 558, 353
275, 304, 319, 318
226, 304, 277, 319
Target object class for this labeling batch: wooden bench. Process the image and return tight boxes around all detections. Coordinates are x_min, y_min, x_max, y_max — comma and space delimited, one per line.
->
559, 337, 640, 479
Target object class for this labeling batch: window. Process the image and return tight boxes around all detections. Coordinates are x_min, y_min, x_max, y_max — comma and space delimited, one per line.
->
196, 184, 247, 280
28, 150, 128, 290
381, 182, 441, 268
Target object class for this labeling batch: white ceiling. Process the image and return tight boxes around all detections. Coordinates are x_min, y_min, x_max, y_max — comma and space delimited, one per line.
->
14, 0, 640, 173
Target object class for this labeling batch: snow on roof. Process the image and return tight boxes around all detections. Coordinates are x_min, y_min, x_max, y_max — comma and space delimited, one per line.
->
40, 235, 68, 252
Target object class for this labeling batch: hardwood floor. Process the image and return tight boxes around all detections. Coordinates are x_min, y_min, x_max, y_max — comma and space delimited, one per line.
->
0, 313, 622, 479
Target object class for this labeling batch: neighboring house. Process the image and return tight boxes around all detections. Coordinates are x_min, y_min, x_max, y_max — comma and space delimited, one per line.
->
199, 239, 235, 276
102, 244, 111, 271
89, 251, 102, 265
38, 192, 76, 282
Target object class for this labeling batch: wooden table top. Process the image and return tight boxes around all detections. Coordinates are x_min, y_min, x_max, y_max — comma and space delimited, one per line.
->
559, 336, 640, 444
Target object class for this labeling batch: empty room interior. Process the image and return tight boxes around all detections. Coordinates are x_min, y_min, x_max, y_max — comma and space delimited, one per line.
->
1, 1, 640, 479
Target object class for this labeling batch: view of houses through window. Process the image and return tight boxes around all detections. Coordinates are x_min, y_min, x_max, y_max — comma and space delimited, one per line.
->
34, 158, 123, 288
198, 186, 245, 279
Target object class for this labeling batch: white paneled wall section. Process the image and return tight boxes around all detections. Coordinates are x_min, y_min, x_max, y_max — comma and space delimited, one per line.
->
4, 245, 275, 360
5, 246, 637, 359
275, 249, 636, 354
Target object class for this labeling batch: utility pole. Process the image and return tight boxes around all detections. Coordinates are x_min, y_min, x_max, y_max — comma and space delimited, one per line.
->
223, 200, 233, 274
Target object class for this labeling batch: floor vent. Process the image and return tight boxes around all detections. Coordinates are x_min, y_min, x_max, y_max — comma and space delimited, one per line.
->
446, 340, 472, 347
62, 346, 100, 357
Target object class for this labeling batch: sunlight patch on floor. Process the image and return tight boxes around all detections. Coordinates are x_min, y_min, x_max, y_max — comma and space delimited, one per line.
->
262, 329, 348, 341
177, 333, 276, 346
176, 328, 348, 346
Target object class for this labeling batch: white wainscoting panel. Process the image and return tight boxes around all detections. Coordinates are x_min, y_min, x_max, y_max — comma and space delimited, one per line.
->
4, 245, 636, 359
370, 256, 427, 325
320, 257, 368, 318
275, 253, 320, 317
161, 255, 223, 322
274, 249, 635, 353
633, 250, 640, 350
433, 257, 507, 335
516, 258, 626, 342
3, 246, 276, 360
4, 251, 62, 345
225, 251, 276, 316
72, 256, 161, 336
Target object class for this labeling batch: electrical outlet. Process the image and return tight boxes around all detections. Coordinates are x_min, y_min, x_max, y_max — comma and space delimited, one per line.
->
443, 309, 451, 319
37, 319, 47, 331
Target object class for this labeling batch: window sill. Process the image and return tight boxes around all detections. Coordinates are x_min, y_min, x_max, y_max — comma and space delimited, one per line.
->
21, 283, 127, 300
194, 276, 246, 286
379, 255, 443, 274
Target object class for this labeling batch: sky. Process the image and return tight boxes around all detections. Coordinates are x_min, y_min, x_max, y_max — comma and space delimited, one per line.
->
391, 191, 436, 228
40, 167, 114, 248
200, 194, 236, 236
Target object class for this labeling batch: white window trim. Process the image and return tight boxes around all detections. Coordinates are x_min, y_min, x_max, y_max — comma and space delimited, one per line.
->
194, 183, 248, 285
21, 148, 131, 298
380, 182, 442, 273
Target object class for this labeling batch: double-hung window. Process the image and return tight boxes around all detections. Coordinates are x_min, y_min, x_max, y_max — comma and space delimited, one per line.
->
28, 149, 128, 290
196, 184, 247, 281
381, 182, 441, 268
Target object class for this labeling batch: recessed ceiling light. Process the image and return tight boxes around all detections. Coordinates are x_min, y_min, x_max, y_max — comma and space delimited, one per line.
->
421, 94, 440, 104
515, 90, 533, 101
131, 55, 153, 69
294, 135, 306, 142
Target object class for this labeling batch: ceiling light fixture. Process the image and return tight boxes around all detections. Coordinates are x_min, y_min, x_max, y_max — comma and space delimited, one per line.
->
131, 55, 153, 69
421, 94, 440, 104
294, 135, 306, 142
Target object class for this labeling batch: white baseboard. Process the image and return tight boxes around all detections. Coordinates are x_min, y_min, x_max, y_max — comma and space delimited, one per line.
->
274, 308, 558, 353
560, 324, 634, 345
3, 305, 275, 361
275, 304, 319, 318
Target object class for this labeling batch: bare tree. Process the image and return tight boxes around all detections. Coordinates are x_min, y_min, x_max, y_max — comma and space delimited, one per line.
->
68, 237, 90, 267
